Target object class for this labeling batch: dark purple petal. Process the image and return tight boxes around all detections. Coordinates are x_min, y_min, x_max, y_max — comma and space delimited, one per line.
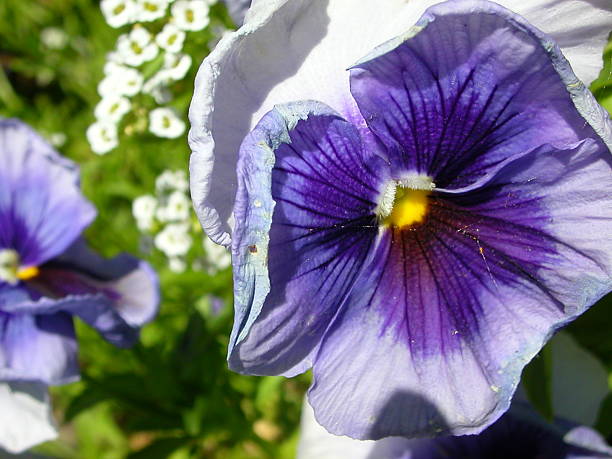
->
349, 0, 607, 190
0, 296, 78, 385
370, 405, 612, 459
230, 101, 387, 375
309, 137, 612, 439
0, 120, 96, 267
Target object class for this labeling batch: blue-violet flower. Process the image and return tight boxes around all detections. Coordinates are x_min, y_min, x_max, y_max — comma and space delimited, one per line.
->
189, 0, 612, 440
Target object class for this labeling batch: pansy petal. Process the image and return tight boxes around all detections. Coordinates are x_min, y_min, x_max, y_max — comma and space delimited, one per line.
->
0, 381, 57, 454
309, 137, 612, 439
0, 306, 78, 385
564, 426, 612, 457
51, 240, 160, 326
189, 0, 444, 244
350, 0, 610, 190
494, 0, 612, 85
190, 0, 610, 245
230, 101, 385, 375
3, 289, 138, 349
0, 119, 96, 266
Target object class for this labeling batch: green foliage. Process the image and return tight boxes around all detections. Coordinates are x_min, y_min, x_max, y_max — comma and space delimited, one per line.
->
592, 33, 612, 113
522, 345, 554, 421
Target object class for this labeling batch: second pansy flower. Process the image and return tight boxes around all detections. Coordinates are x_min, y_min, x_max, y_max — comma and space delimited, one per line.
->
0, 119, 160, 452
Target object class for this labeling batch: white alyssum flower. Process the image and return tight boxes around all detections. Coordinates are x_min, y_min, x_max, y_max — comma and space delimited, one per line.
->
168, 256, 187, 273
116, 27, 159, 66
171, 0, 210, 31
86, 121, 118, 155
155, 204, 170, 222
155, 23, 186, 53
154, 223, 192, 256
104, 59, 124, 76
162, 52, 192, 80
135, 0, 169, 22
40, 27, 69, 50
104, 51, 126, 69
101, 0, 137, 28
159, 191, 192, 222
98, 66, 144, 97
155, 169, 189, 192
142, 72, 170, 99
132, 194, 158, 231
48, 132, 67, 148
142, 53, 192, 99
144, 81, 173, 104
149, 107, 185, 138
203, 237, 231, 274
94, 96, 131, 123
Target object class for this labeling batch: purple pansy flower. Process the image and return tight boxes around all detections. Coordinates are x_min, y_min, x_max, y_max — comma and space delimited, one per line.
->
0, 119, 159, 453
189, 0, 612, 440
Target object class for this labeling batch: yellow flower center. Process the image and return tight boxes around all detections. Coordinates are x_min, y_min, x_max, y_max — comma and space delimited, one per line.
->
17, 266, 40, 281
376, 175, 435, 229
385, 188, 430, 228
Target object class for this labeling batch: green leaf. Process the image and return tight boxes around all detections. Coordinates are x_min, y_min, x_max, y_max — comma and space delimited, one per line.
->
64, 387, 108, 422
128, 438, 191, 459
522, 343, 554, 421
595, 391, 612, 438
566, 293, 612, 369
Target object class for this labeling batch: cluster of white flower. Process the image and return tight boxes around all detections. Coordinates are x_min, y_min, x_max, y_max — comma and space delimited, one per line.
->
89, 0, 214, 154
101, 0, 211, 30
133, 169, 230, 274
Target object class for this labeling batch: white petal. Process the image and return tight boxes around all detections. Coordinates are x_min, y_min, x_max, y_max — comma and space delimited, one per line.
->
550, 332, 609, 426
495, 0, 612, 85
0, 382, 57, 454
189, 0, 611, 245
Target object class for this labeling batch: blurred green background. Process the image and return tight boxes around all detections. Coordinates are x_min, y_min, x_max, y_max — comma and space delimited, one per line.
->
0, 1, 611, 457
